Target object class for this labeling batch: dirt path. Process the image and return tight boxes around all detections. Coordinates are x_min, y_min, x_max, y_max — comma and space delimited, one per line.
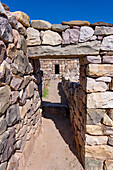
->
25, 80, 83, 170
42, 79, 67, 105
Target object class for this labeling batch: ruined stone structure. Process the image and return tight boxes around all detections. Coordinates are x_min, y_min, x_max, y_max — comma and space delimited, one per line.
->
1, 2, 113, 169
40, 58, 79, 92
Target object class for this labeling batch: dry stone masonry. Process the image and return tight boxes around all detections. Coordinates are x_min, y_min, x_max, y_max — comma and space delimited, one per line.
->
1, 2, 113, 170
40, 59, 79, 92
26, 10, 113, 170
0, 3, 42, 170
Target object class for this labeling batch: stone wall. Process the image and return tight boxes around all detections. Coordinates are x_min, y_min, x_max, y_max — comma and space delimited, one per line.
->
40, 58, 79, 92
0, 3, 42, 170
62, 77, 85, 167
1, 2, 113, 170
26, 14, 113, 170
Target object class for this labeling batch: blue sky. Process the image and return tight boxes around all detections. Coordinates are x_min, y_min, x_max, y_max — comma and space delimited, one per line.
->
1, 0, 113, 24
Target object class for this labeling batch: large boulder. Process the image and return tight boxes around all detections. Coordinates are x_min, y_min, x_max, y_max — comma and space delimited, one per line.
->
27, 40, 101, 58
79, 26, 94, 42
62, 27, 80, 44
31, 20, 51, 30
0, 85, 11, 115
12, 11, 30, 27
41, 30, 62, 46
0, 16, 13, 43
26, 27, 41, 46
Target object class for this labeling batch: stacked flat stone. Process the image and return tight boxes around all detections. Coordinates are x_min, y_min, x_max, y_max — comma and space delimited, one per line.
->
0, 3, 42, 170
62, 78, 85, 167
40, 59, 79, 92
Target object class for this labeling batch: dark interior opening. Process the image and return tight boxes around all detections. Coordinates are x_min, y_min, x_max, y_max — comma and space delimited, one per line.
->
55, 64, 59, 74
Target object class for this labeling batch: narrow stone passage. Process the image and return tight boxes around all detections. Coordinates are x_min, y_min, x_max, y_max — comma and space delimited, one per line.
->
25, 80, 83, 170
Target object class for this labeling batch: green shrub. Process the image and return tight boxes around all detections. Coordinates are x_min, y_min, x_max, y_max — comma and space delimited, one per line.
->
43, 88, 49, 98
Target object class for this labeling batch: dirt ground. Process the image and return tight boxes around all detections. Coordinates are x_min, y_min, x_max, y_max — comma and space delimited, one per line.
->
25, 80, 83, 170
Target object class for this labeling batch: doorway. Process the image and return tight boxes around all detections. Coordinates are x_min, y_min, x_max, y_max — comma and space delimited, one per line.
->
55, 64, 59, 74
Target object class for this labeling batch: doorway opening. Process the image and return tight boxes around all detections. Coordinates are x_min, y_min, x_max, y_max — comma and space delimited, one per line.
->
55, 64, 59, 74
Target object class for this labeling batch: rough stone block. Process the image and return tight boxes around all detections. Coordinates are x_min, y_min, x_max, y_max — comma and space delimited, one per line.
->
0, 16, 13, 43
26, 81, 34, 98
0, 116, 7, 135
0, 40, 6, 64
86, 134, 108, 145
41, 30, 62, 46
87, 109, 106, 125
61, 20, 90, 26
79, 26, 94, 42
27, 40, 101, 58
62, 27, 80, 44
13, 50, 32, 75
85, 145, 113, 160
6, 104, 20, 126
85, 157, 103, 170
19, 100, 31, 119
17, 22, 27, 36
101, 35, 113, 51
52, 24, 69, 32
19, 89, 27, 106
86, 77, 108, 92
6, 43, 16, 59
102, 55, 113, 63
95, 26, 113, 35
6, 11, 18, 30
11, 91, 20, 104
86, 64, 113, 77
96, 77, 111, 83
0, 85, 11, 115
0, 162, 8, 170
86, 125, 103, 135
103, 114, 113, 126
31, 20, 51, 30
27, 27, 41, 46
12, 11, 30, 27
10, 76, 24, 90
87, 92, 113, 108
80, 55, 101, 65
